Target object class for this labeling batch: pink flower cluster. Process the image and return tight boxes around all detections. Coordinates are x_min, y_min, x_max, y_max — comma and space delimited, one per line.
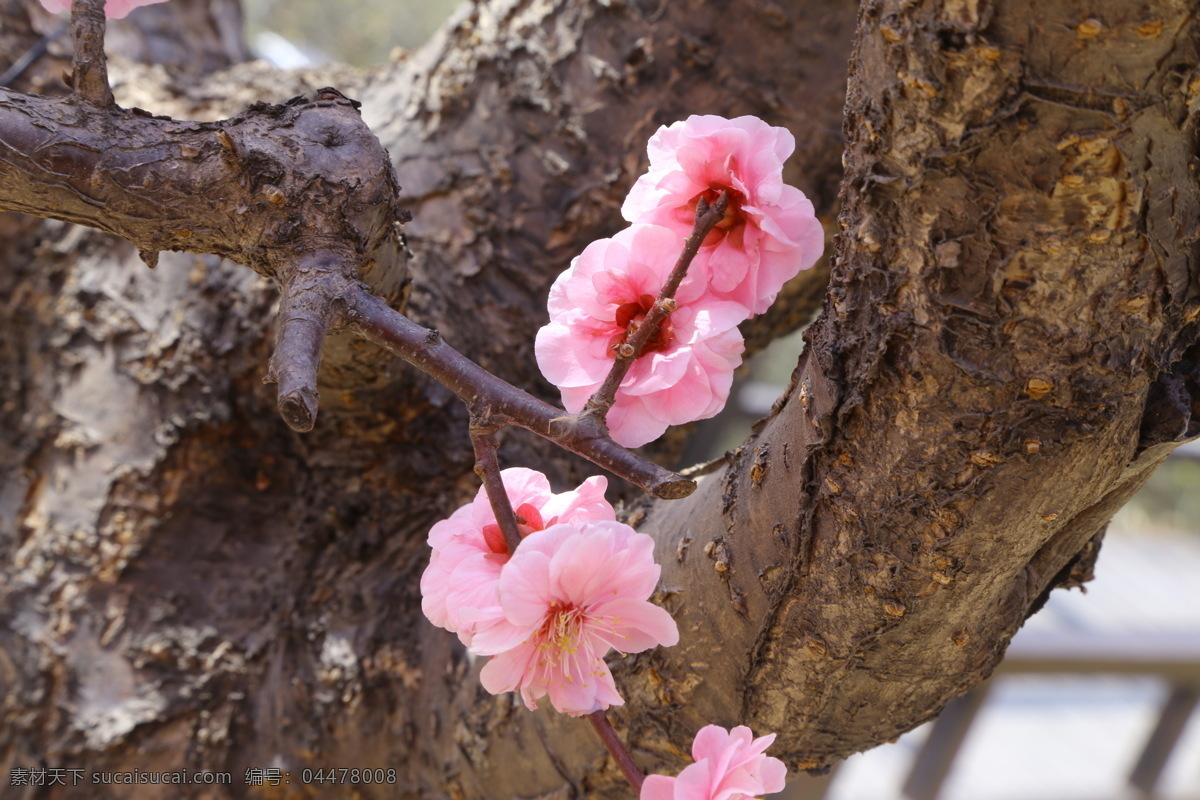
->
420, 468, 678, 716
642, 726, 787, 800
536, 225, 747, 448
536, 115, 823, 447
39, 0, 167, 19
623, 116, 825, 316
420, 467, 614, 646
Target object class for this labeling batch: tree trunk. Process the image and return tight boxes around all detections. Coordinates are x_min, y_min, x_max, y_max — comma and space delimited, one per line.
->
0, 0, 1196, 799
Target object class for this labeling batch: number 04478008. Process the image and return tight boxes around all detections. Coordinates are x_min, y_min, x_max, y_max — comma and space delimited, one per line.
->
300, 768, 397, 785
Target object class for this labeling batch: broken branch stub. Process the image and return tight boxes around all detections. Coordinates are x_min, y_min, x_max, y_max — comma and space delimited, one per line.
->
0, 85, 409, 432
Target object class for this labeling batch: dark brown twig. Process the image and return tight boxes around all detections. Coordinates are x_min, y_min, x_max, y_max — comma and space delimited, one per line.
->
345, 285, 696, 499
589, 710, 645, 793
69, 0, 113, 107
267, 289, 330, 432
582, 192, 729, 422
469, 421, 523, 555
264, 256, 356, 432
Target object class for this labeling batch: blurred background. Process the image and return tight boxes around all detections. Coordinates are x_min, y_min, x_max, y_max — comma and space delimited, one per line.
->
241, 0, 458, 68
238, 3, 1200, 798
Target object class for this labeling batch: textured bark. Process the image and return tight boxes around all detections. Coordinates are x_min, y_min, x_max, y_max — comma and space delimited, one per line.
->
0, 1, 1197, 800
723, 0, 1200, 762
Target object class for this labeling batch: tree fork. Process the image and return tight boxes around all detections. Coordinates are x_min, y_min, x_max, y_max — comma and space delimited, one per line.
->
2, 0, 861, 795
0, 83, 409, 423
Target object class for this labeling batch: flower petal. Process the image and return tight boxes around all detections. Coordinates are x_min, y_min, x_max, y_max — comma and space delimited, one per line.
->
639, 775, 678, 800
589, 597, 678, 653
479, 646, 537, 695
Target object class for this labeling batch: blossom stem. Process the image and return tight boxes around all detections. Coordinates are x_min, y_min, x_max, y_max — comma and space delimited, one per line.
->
70, 0, 114, 107
346, 285, 696, 500
581, 191, 729, 423
589, 710, 645, 794
469, 421, 523, 555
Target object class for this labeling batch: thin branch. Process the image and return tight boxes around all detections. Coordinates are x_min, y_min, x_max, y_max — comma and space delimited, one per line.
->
582, 191, 729, 422
589, 710, 645, 793
470, 421, 523, 555
70, 0, 113, 107
345, 285, 696, 500
678, 451, 732, 478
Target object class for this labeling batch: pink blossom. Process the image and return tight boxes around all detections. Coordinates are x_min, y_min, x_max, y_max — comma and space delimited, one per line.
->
535, 223, 746, 448
419, 468, 615, 646
641, 725, 787, 800
39, 0, 168, 19
471, 521, 679, 716
622, 115, 824, 315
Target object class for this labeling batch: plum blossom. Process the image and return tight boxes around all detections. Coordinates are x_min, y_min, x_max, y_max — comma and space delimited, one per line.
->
419, 468, 615, 647
39, 0, 168, 19
470, 521, 679, 716
535, 223, 746, 448
641, 725, 787, 800
622, 115, 824, 315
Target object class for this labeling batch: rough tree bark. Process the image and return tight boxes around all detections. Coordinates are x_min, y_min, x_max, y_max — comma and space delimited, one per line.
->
0, 0, 1196, 799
